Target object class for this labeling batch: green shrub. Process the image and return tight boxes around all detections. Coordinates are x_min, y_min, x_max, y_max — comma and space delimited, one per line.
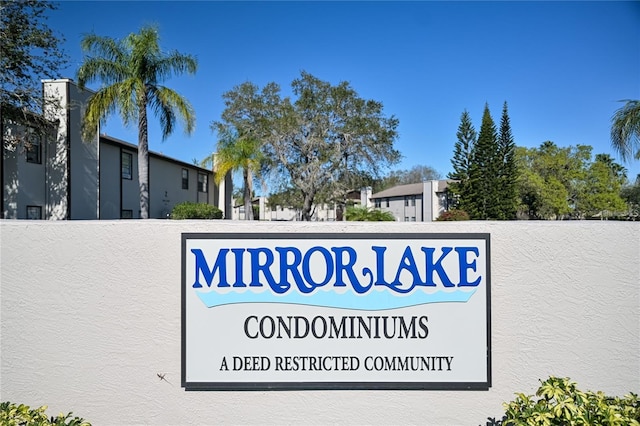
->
484, 376, 640, 426
346, 206, 396, 221
436, 209, 470, 221
171, 202, 223, 219
0, 401, 90, 425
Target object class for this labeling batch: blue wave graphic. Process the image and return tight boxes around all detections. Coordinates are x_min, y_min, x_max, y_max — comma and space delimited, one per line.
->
195, 288, 477, 311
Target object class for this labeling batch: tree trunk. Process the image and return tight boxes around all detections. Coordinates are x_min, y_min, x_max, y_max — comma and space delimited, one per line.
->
243, 168, 253, 220
138, 93, 149, 219
301, 192, 314, 221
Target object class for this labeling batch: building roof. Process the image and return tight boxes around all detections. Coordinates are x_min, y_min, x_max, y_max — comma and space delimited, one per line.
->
370, 180, 454, 199
100, 134, 213, 174
435, 180, 453, 192
371, 182, 424, 199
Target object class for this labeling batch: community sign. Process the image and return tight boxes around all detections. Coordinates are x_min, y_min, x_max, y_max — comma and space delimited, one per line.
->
181, 233, 491, 390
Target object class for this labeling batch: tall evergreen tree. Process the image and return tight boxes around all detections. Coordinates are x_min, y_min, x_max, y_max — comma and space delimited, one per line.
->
448, 110, 477, 213
495, 101, 518, 219
468, 103, 499, 219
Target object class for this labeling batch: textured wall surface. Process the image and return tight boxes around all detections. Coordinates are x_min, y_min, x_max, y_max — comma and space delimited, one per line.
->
1, 220, 638, 425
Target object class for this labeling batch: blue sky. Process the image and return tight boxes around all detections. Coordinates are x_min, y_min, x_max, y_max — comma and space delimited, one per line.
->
48, 1, 640, 184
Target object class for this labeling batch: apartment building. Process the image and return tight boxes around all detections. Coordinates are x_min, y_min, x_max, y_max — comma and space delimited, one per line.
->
1, 79, 230, 219
370, 180, 454, 222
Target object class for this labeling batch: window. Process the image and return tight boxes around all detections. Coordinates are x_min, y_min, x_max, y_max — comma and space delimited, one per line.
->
411, 216, 416, 222
374, 199, 381, 208
26, 132, 41, 164
410, 196, 416, 207
122, 152, 132, 179
121, 209, 133, 219
404, 197, 409, 207
198, 173, 208, 192
385, 198, 389, 207
182, 169, 189, 190
404, 216, 409, 222
26, 205, 42, 219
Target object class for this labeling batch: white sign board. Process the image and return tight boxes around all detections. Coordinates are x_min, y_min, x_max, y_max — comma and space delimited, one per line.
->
182, 233, 491, 390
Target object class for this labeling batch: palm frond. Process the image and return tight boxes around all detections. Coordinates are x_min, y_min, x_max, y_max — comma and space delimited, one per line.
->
77, 35, 128, 88
148, 85, 196, 137
82, 85, 122, 141
611, 100, 640, 162
155, 52, 198, 82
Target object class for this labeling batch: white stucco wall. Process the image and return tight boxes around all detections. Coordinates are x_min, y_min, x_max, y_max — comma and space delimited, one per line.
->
0, 221, 638, 425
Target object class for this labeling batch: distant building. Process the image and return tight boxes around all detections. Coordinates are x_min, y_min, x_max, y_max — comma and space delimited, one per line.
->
370, 180, 454, 222
232, 188, 373, 221
1, 79, 231, 219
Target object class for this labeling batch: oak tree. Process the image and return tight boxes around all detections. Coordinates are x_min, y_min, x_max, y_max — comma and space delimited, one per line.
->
215, 72, 400, 221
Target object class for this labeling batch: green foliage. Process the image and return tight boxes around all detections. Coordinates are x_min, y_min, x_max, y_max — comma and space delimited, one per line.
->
346, 206, 395, 221
575, 154, 627, 217
610, 99, 640, 162
214, 71, 400, 221
495, 102, 518, 220
0, 401, 90, 426
516, 142, 628, 219
171, 202, 222, 219
203, 128, 264, 220
449, 110, 477, 214
467, 103, 500, 219
0, 0, 67, 147
77, 25, 197, 218
621, 175, 640, 219
436, 209, 470, 221
0, 0, 67, 114
450, 104, 517, 220
450, 103, 518, 220
500, 376, 640, 425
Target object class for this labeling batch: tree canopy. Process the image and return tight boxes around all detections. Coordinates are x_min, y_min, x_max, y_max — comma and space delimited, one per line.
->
0, 0, 67, 138
516, 142, 627, 219
214, 71, 400, 220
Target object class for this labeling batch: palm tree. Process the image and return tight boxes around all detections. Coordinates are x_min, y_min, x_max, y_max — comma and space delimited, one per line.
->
611, 100, 640, 162
77, 25, 197, 218
202, 128, 263, 220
